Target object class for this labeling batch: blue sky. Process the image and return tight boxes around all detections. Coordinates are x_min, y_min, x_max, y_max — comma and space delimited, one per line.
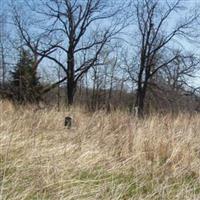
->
1, 0, 200, 86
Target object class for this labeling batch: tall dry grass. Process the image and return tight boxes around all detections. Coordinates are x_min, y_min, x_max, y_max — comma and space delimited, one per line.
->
1, 100, 200, 200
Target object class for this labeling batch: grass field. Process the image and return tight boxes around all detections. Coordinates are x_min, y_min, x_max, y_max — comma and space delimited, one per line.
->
1, 100, 200, 200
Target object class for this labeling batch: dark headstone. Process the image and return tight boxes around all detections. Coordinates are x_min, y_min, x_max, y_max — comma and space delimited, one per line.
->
64, 116, 72, 129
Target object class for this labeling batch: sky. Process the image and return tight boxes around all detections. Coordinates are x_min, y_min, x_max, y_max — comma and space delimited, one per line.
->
1, 0, 200, 86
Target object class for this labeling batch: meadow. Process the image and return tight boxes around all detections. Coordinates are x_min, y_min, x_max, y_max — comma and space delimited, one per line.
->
1, 100, 200, 200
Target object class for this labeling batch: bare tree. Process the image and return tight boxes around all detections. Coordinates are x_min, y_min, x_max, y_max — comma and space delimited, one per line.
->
36, 0, 125, 106
7, 1, 71, 103
0, 14, 7, 88
107, 55, 118, 111
162, 52, 200, 92
131, 0, 199, 117
12, 5, 58, 75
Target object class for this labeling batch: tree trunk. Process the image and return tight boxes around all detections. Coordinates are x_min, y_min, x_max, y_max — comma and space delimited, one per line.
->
67, 46, 75, 106
67, 79, 76, 106
134, 82, 147, 118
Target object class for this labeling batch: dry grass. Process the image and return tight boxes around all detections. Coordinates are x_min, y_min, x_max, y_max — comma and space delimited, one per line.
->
1, 100, 200, 200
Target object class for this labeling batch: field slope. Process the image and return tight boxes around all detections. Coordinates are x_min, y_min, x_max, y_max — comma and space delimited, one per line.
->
1, 101, 200, 200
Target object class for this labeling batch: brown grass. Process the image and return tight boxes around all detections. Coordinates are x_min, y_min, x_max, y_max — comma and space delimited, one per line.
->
1, 100, 200, 199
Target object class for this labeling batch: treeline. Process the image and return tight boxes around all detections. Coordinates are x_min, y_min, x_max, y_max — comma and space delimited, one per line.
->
0, 0, 200, 116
